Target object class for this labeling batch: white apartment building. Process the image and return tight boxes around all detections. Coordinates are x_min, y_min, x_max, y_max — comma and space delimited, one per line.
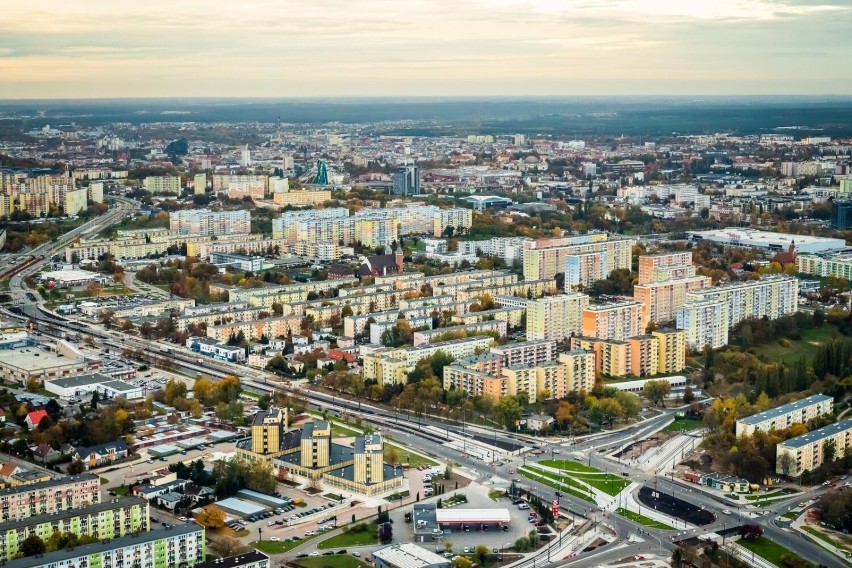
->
685, 275, 798, 329
676, 298, 729, 350
776, 419, 852, 476
735, 394, 834, 437
170, 209, 251, 236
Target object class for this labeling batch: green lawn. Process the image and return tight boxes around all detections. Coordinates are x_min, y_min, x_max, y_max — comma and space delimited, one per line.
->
251, 535, 318, 554
664, 417, 704, 432
317, 528, 378, 549
539, 459, 601, 474
737, 536, 810, 567
751, 324, 838, 365
0, 279, 10, 292
745, 491, 786, 501
616, 508, 675, 530
385, 445, 437, 468
801, 526, 851, 553
293, 556, 370, 568
330, 422, 364, 437
535, 460, 629, 496
108, 485, 131, 496
519, 466, 595, 503
781, 511, 798, 520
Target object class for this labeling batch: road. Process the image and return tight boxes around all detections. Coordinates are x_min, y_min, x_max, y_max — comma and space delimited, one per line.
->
4, 201, 848, 568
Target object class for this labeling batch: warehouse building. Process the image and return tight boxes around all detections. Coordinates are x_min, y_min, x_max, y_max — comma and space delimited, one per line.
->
44, 372, 143, 401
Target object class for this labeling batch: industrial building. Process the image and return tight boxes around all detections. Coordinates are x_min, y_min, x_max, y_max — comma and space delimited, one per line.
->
44, 372, 143, 400
686, 228, 846, 254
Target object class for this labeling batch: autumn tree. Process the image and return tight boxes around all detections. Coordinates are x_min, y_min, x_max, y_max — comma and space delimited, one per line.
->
20, 535, 46, 556
195, 506, 226, 529
642, 379, 671, 407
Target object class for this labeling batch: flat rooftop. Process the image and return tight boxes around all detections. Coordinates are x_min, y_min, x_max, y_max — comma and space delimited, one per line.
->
738, 394, 833, 426
0, 496, 146, 533
215, 497, 267, 516
373, 543, 450, 568
2, 525, 202, 568
0, 347, 85, 372
436, 508, 511, 523
779, 419, 852, 450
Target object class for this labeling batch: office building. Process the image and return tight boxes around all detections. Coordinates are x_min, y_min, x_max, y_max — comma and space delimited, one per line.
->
250, 407, 289, 460
170, 209, 251, 236
2, 524, 205, 568
300, 421, 332, 469
393, 165, 420, 196
0, 497, 148, 560
831, 200, 852, 229
525, 293, 589, 342
581, 300, 644, 341
776, 419, 852, 476
676, 298, 729, 351
143, 175, 181, 194
736, 394, 834, 438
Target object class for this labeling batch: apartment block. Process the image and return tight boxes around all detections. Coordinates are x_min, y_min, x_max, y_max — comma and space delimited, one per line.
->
676, 298, 729, 351
193, 173, 207, 195
776, 419, 852, 476
490, 340, 556, 368
633, 275, 711, 326
525, 293, 589, 342
170, 208, 251, 236
432, 208, 473, 237
273, 190, 331, 207
652, 329, 686, 374
2, 524, 205, 568
0, 497, 148, 560
565, 251, 608, 290
64, 187, 88, 216
523, 234, 634, 281
0, 474, 101, 522
457, 236, 533, 265
143, 175, 181, 194
581, 300, 644, 341
686, 275, 798, 329
627, 335, 659, 377
212, 174, 268, 195
796, 252, 852, 280
736, 394, 834, 437
638, 252, 695, 284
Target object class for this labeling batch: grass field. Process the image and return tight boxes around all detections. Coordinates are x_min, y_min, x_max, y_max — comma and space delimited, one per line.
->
293, 556, 370, 568
536, 460, 629, 495
519, 466, 595, 503
539, 459, 600, 474
737, 536, 808, 567
251, 535, 318, 554
384, 444, 437, 468
751, 324, 838, 365
616, 508, 675, 530
317, 527, 378, 549
745, 491, 786, 501
801, 526, 851, 553
664, 417, 704, 432
781, 511, 798, 520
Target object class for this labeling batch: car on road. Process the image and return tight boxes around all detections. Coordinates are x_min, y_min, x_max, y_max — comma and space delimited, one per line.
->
517, 503, 529, 510
508, 470, 514, 474
270, 537, 280, 542
309, 551, 320, 557
463, 547, 472, 553
722, 510, 731, 515
352, 552, 361, 557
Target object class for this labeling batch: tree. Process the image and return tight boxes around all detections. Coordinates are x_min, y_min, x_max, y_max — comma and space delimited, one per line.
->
555, 401, 575, 429
452, 558, 472, 568
67, 458, 85, 475
682, 385, 695, 405
474, 544, 489, 563
779, 452, 795, 477
20, 535, 46, 557
195, 506, 225, 529
823, 438, 837, 463
642, 379, 671, 407
495, 396, 522, 429
671, 547, 685, 568
208, 536, 252, 558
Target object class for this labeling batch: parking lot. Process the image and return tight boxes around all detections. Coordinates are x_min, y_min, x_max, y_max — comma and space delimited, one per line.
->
391, 481, 544, 555
231, 485, 343, 542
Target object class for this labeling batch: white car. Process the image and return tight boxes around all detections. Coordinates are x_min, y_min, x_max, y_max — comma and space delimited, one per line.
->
352, 552, 361, 557
179, 517, 187, 521
270, 537, 280, 542
722, 510, 732, 515
309, 551, 320, 556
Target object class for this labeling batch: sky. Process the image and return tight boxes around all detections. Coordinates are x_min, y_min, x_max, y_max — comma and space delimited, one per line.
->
0, 0, 849, 98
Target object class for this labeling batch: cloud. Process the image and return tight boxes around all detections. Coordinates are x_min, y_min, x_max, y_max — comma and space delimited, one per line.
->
0, 0, 849, 97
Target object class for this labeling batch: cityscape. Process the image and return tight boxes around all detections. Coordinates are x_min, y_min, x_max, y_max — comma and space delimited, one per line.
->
1, 3, 852, 568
